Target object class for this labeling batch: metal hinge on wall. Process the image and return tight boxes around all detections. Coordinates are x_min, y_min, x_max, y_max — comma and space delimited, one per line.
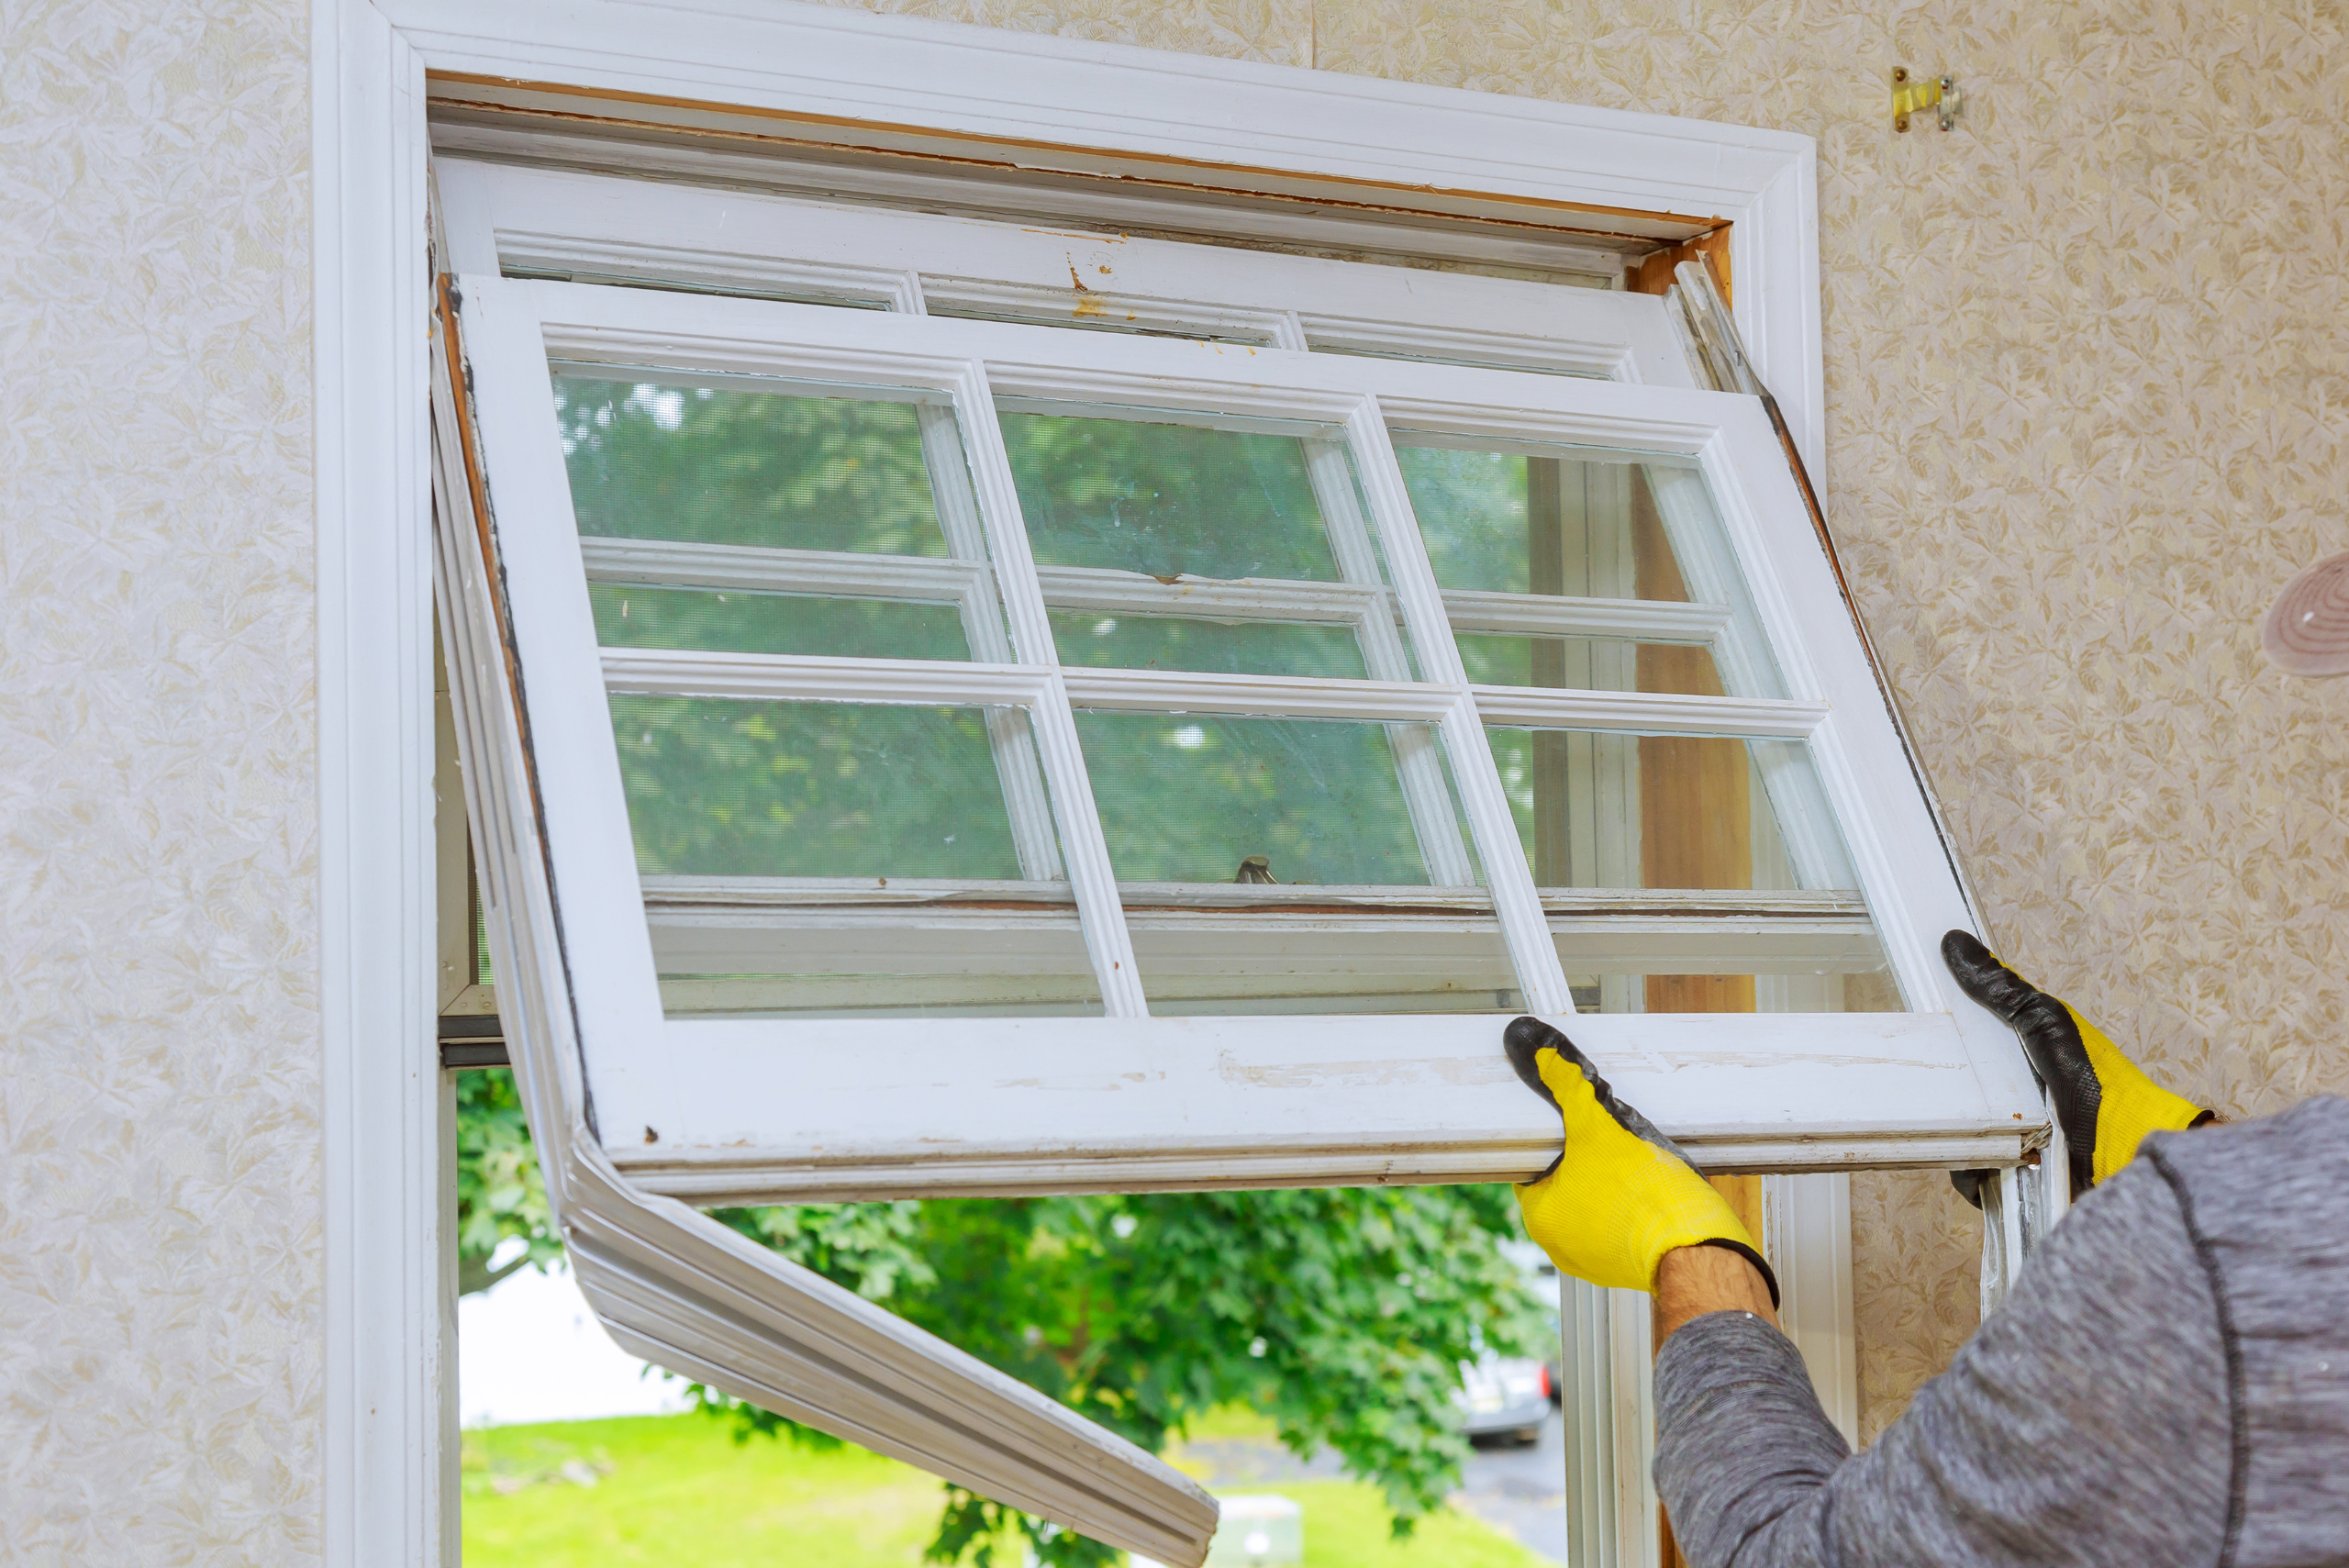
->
1893, 68, 1962, 132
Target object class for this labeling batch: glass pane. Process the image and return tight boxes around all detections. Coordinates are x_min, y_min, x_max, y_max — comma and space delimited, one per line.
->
1454, 633, 1723, 697
1049, 611, 1368, 679
555, 373, 954, 557
1002, 410, 1344, 582
613, 696, 1101, 1018
1483, 727, 1860, 893
647, 890, 1102, 1020
1080, 713, 1446, 886
1475, 722, 1897, 1011
1076, 712, 1517, 1013
612, 696, 1027, 879
592, 584, 972, 661
1396, 445, 1643, 596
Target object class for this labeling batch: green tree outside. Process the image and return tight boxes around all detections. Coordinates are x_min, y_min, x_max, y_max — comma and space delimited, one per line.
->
459, 1084, 1546, 1566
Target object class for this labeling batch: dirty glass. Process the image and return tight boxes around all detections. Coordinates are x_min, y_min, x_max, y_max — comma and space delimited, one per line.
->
610, 696, 1026, 880
554, 373, 954, 557
1483, 726, 1857, 893
1395, 440, 1787, 700
1074, 712, 1517, 1014
1001, 409, 1343, 583
613, 696, 1101, 1019
1076, 713, 1442, 887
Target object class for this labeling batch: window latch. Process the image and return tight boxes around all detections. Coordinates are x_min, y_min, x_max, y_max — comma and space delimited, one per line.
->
1893, 68, 1961, 132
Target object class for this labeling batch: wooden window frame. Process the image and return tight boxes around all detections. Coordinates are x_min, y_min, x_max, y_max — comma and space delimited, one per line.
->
314, 4, 2027, 1562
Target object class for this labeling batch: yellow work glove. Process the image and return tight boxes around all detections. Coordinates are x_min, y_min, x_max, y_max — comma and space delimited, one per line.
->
1504, 1016, 1777, 1306
1943, 930, 2211, 1198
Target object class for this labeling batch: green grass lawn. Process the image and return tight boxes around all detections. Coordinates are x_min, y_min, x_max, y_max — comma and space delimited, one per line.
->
462, 1412, 1549, 1567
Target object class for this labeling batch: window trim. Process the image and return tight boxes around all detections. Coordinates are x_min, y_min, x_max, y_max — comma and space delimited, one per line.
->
320, 4, 1857, 1562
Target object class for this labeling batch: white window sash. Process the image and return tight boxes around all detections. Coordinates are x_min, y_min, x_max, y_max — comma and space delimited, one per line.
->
446, 270, 2039, 1205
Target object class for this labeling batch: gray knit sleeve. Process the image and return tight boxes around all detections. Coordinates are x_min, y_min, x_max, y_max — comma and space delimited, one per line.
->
1653, 1160, 2232, 1568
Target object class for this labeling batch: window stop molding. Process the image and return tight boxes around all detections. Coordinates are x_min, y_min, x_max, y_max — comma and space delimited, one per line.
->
316, 2, 1833, 1561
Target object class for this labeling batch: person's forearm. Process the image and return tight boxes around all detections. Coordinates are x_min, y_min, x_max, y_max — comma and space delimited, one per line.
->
1654, 1243, 1778, 1346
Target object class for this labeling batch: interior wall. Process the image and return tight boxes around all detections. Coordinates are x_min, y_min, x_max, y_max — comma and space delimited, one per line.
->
8, 0, 2346, 1547
821, 0, 2349, 1437
1, 0, 319, 1558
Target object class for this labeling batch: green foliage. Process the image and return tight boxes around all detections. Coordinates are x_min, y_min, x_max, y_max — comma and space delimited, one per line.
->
698, 1186, 1544, 1567
1076, 713, 1430, 886
608, 695, 1025, 880
556, 376, 950, 556
1391, 446, 1531, 595
453, 1085, 1542, 1565
455, 1068, 562, 1297
1002, 412, 1338, 582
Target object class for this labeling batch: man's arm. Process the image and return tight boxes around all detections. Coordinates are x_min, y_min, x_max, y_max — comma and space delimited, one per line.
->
1653, 1158, 2232, 1568
1655, 1243, 1776, 1341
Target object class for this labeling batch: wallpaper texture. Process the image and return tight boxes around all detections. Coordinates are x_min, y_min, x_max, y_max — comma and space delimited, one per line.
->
0, 0, 318, 1561
807, 0, 2349, 1439
7, 0, 2348, 1550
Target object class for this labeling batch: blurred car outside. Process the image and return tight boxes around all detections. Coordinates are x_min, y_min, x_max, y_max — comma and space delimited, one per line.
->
1453, 1352, 1552, 1446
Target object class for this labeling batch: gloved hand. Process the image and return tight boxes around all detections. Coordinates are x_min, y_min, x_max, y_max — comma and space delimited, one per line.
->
1943, 930, 2211, 1200
1505, 1016, 1778, 1307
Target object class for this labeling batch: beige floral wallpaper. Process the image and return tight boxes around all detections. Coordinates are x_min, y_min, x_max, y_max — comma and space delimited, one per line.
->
803, 0, 2349, 1438
7, 0, 2347, 1547
0, 0, 317, 1560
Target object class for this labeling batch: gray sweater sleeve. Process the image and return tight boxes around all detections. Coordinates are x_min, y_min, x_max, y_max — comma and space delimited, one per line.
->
1653, 1161, 2232, 1568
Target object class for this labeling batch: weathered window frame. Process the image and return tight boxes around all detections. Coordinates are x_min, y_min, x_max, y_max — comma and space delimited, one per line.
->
448, 266, 2035, 1193
314, 4, 2036, 1562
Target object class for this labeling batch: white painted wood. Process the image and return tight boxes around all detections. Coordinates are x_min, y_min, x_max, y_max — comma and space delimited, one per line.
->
1063, 668, 1453, 721
1609, 1287, 1662, 1568
447, 267, 2040, 1195
601, 647, 1052, 706
456, 279, 682, 1147
1279, 363, 1479, 890
434, 161, 1685, 381
617, 1009, 2028, 1203
1559, 1276, 1620, 1568
1764, 1173, 1859, 1447
433, 306, 1219, 1566
582, 536, 983, 604
315, 4, 443, 1562
2043, 1113, 2073, 1229
1438, 588, 1730, 643
1036, 565, 1375, 621
640, 875, 1870, 917
949, 358, 1152, 1016
595, 646, 1822, 736
907, 389, 1068, 883
644, 905, 1884, 978
394, 0, 1820, 446
1342, 398, 1577, 1015
1473, 686, 1825, 739
433, 104, 1672, 273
